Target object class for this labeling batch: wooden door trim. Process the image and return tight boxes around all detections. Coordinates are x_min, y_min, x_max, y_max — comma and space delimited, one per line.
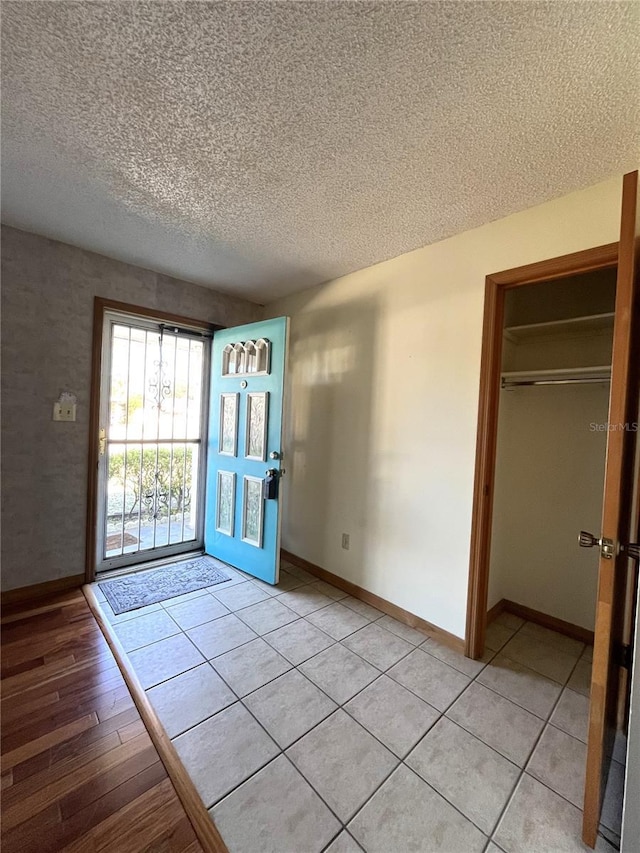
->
85, 298, 218, 584
583, 172, 640, 847
465, 242, 619, 659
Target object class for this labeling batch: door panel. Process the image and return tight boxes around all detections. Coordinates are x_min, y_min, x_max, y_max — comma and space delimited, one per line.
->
204, 317, 288, 583
583, 171, 640, 846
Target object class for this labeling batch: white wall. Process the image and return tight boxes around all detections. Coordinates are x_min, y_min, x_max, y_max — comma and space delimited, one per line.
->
487, 384, 610, 630
267, 176, 623, 639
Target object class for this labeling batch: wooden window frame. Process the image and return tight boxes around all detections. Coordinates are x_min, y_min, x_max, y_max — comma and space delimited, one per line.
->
85, 297, 220, 584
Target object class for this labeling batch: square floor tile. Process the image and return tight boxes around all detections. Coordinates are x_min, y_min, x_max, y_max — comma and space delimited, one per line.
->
325, 832, 364, 853
581, 644, 594, 662
485, 621, 517, 651
407, 716, 520, 835
309, 580, 349, 600
527, 724, 586, 808
299, 643, 379, 704
146, 662, 235, 738
211, 637, 291, 697
477, 653, 562, 719
549, 687, 590, 742
495, 612, 526, 631
500, 633, 578, 684
211, 754, 340, 853
277, 586, 335, 616
519, 622, 585, 657
422, 638, 489, 678
340, 596, 384, 621
101, 600, 162, 625
165, 595, 229, 630
387, 648, 470, 711
212, 581, 271, 611
263, 618, 334, 665
494, 773, 587, 852
447, 682, 543, 766
236, 597, 298, 635
601, 759, 624, 836
173, 702, 278, 808
251, 570, 304, 596
287, 710, 397, 822
205, 567, 246, 591
112, 609, 180, 652
243, 669, 337, 748
283, 564, 316, 582
343, 622, 413, 670
306, 602, 371, 640
567, 659, 592, 696
348, 764, 486, 853
247, 577, 284, 597
128, 633, 205, 689
376, 615, 428, 645
345, 675, 439, 757
278, 569, 307, 590
187, 613, 257, 659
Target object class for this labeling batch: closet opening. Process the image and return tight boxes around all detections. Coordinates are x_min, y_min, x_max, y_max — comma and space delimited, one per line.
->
489, 267, 617, 644
463, 230, 640, 849
465, 173, 640, 849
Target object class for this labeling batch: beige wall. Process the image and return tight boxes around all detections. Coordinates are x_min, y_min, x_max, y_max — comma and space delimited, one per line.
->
488, 326, 613, 631
1, 226, 262, 591
487, 384, 610, 630
267, 176, 623, 639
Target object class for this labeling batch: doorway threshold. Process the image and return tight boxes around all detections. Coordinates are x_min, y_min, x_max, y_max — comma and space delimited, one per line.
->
96, 549, 206, 581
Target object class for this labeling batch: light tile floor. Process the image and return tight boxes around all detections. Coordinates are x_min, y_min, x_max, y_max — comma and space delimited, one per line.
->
93, 562, 623, 853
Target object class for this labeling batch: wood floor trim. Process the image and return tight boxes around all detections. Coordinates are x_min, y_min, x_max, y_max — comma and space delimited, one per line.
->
502, 599, 595, 646
281, 549, 465, 654
486, 598, 507, 625
488, 597, 595, 645
82, 585, 229, 853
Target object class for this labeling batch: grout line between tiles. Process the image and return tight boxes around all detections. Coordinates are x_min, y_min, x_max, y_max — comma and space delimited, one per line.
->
95, 579, 599, 852
487, 647, 588, 846
203, 624, 498, 840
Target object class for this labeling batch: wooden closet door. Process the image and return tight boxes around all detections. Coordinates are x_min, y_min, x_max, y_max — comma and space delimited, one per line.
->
583, 170, 640, 847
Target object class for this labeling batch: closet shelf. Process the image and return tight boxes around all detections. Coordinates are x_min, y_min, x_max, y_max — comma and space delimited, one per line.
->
501, 365, 611, 389
503, 313, 614, 344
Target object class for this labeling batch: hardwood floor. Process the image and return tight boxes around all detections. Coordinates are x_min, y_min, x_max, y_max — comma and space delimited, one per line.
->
1, 589, 203, 852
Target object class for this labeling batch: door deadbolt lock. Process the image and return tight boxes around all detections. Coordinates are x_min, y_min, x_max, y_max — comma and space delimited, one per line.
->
263, 469, 280, 500
578, 531, 616, 560
269, 451, 281, 460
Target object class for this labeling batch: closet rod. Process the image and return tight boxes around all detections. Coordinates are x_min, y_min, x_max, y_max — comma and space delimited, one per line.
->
502, 376, 611, 389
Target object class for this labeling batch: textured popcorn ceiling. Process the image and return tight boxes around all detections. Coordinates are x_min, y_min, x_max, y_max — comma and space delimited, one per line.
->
2, 2, 639, 303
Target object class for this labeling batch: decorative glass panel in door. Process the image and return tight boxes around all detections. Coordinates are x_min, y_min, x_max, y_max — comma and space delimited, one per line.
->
96, 312, 210, 572
205, 317, 288, 584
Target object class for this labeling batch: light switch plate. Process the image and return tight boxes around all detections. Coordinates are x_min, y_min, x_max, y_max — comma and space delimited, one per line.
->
53, 402, 76, 422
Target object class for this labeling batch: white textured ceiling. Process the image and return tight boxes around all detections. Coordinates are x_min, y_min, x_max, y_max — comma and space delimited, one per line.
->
2, 2, 639, 303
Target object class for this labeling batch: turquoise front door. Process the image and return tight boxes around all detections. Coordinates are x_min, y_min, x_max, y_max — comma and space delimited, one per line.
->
204, 317, 288, 584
